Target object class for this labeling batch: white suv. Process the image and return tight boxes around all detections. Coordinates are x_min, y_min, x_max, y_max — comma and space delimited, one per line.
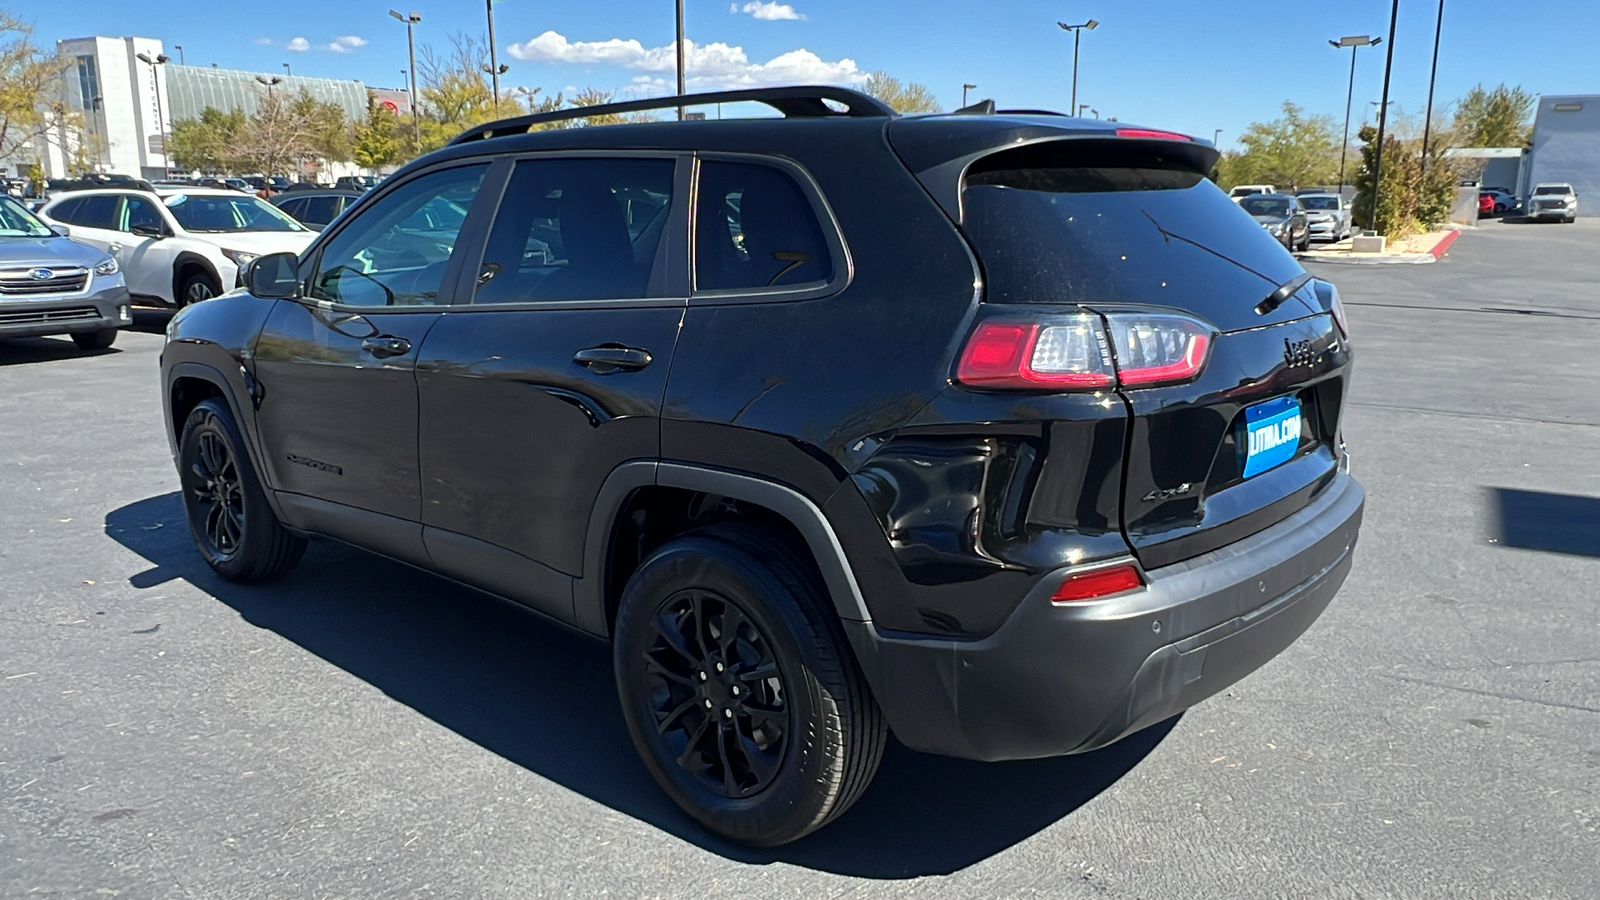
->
1526, 183, 1578, 223
38, 188, 315, 306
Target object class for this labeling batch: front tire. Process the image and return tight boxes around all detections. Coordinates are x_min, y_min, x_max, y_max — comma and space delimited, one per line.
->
613, 525, 885, 846
178, 269, 220, 307
178, 398, 306, 581
70, 328, 117, 350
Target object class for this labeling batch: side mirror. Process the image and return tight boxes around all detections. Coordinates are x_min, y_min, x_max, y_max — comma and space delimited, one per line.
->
129, 222, 166, 239
49, 223, 70, 237
247, 251, 302, 299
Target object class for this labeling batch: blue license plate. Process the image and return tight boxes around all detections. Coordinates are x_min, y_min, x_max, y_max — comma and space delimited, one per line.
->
1243, 397, 1302, 478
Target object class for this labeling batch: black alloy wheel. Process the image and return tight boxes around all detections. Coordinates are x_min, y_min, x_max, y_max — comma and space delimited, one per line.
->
644, 588, 790, 798
177, 399, 306, 581
613, 525, 885, 846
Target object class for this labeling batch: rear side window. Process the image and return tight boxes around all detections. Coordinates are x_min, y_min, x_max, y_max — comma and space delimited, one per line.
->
62, 194, 119, 229
961, 142, 1304, 324
474, 157, 675, 304
47, 197, 82, 223
695, 161, 832, 292
302, 195, 342, 226
275, 198, 307, 220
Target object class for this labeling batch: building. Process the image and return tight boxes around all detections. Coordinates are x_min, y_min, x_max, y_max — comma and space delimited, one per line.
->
32, 36, 375, 181
1522, 94, 1598, 215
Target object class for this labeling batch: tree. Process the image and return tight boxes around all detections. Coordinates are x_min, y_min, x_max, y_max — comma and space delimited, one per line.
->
167, 107, 245, 172
415, 32, 497, 151
863, 72, 940, 114
1450, 83, 1534, 148
352, 102, 403, 170
1229, 102, 1340, 191
0, 13, 82, 170
1350, 123, 1465, 236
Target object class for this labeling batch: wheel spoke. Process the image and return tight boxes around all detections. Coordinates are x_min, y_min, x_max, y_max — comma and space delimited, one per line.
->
675, 717, 712, 769
735, 661, 778, 683
643, 653, 693, 686
650, 610, 698, 666
733, 722, 781, 787
716, 603, 747, 659
715, 726, 740, 796
654, 696, 698, 735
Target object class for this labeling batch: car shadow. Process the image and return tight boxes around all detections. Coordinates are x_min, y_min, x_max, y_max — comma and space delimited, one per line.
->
0, 335, 120, 366
105, 492, 1178, 878
1487, 487, 1600, 559
130, 307, 174, 334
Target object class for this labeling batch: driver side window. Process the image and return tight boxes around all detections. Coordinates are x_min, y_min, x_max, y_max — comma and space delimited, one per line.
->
309, 164, 487, 307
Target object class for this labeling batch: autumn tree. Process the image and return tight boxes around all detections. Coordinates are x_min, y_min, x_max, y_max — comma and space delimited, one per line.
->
1450, 83, 1535, 148
863, 72, 940, 114
352, 102, 403, 170
414, 32, 497, 151
0, 13, 82, 170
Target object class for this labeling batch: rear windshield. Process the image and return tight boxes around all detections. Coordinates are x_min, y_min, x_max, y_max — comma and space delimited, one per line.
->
1300, 196, 1340, 210
1533, 185, 1571, 195
962, 147, 1304, 325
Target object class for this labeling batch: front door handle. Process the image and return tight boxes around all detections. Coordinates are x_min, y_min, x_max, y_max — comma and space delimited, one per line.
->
573, 345, 653, 374
361, 335, 412, 358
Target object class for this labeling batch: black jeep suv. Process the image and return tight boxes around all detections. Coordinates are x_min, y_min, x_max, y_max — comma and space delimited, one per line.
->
161, 87, 1363, 846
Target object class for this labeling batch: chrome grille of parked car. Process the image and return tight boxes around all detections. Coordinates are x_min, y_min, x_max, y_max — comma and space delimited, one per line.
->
0, 306, 100, 325
0, 266, 90, 296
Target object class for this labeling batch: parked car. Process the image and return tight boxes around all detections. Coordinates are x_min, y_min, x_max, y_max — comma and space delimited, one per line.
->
0, 192, 131, 350
1525, 183, 1578, 222
1478, 192, 1496, 217
334, 175, 379, 192
1239, 193, 1311, 250
1228, 183, 1275, 201
159, 86, 1363, 847
270, 189, 363, 232
1479, 189, 1519, 216
1297, 192, 1352, 241
39, 187, 315, 306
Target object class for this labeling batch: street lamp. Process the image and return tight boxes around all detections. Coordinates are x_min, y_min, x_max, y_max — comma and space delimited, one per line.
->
283, 62, 291, 77
1057, 19, 1098, 116
962, 83, 977, 107
1213, 128, 1222, 146
515, 85, 541, 113
484, 0, 505, 114
134, 51, 170, 179
1370, 0, 1401, 232
482, 62, 511, 115
389, 10, 423, 146
1078, 103, 1090, 117
1420, 0, 1447, 178
173, 45, 184, 65
1329, 34, 1382, 189
675, 0, 687, 120
255, 74, 282, 99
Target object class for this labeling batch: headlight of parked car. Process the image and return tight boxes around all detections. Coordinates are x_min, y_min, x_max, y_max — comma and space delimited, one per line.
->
93, 256, 119, 276
220, 249, 260, 269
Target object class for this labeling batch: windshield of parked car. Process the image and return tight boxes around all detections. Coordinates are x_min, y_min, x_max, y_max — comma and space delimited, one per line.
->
1533, 185, 1571, 195
1239, 197, 1292, 216
0, 195, 53, 237
165, 193, 306, 232
1299, 196, 1340, 210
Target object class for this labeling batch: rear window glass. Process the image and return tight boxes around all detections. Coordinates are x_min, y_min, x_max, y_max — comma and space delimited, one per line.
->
1299, 196, 1340, 210
961, 145, 1304, 324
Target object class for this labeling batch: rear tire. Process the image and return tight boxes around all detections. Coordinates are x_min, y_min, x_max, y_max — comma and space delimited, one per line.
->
177, 398, 306, 582
613, 524, 885, 847
70, 328, 117, 350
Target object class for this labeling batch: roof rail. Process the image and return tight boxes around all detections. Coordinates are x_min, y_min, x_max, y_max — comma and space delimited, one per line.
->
449, 85, 897, 145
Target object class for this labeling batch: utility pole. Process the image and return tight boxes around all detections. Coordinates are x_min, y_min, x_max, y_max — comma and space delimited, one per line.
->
1421, 0, 1446, 178
1057, 19, 1098, 116
1371, 0, 1400, 232
675, 0, 687, 120
1329, 35, 1381, 190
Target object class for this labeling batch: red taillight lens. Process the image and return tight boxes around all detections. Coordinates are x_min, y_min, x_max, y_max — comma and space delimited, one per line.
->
1051, 563, 1144, 602
956, 316, 1115, 389
1105, 314, 1212, 386
1114, 127, 1192, 142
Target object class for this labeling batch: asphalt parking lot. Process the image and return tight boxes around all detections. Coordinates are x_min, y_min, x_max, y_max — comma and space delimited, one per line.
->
2, 217, 1596, 898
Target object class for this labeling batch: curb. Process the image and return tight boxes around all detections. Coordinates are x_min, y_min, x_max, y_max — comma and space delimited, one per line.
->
1298, 228, 1460, 266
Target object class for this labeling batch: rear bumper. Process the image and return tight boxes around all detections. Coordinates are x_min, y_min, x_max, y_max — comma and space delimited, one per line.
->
0, 286, 132, 339
845, 472, 1364, 761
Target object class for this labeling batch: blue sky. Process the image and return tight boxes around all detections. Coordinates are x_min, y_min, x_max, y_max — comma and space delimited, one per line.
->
23, 0, 1600, 146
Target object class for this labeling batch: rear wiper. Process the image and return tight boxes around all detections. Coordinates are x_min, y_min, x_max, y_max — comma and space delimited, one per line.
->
1255, 272, 1314, 316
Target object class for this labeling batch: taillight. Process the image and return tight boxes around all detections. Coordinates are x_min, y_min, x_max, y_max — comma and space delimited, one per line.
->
957, 311, 1212, 390
1103, 313, 1212, 386
956, 316, 1115, 389
1051, 563, 1144, 602
1114, 127, 1192, 142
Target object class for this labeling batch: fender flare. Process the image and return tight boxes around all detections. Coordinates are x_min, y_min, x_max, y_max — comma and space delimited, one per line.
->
171, 252, 222, 302
574, 460, 872, 636
166, 360, 290, 523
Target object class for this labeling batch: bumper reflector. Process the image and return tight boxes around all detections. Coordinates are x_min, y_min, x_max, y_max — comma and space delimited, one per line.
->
1051, 564, 1144, 603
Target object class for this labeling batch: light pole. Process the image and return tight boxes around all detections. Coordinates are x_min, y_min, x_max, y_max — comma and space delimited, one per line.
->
1213, 128, 1222, 146
484, 0, 505, 114
515, 85, 541, 113
135, 51, 170, 179
675, 0, 687, 120
1328, 35, 1382, 190
1420, 0, 1446, 178
389, 10, 423, 147
962, 83, 976, 107
1078, 103, 1089, 116
1370, 0, 1400, 232
173, 45, 184, 65
1057, 19, 1098, 116
283, 62, 291, 77
256, 75, 284, 178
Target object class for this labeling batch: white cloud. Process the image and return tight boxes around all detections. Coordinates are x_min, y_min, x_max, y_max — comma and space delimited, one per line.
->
733, 2, 806, 20
325, 35, 367, 53
505, 31, 859, 90
252, 37, 273, 46
286, 37, 310, 52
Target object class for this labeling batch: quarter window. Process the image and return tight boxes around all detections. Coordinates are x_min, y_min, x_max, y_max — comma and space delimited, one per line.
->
302, 195, 343, 227
473, 157, 676, 304
309, 164, 487, 307
694, 161, 832, 292
64, 194, 119, 230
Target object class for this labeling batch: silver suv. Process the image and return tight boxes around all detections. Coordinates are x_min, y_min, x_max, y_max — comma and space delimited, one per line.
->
1526, 183, 1578, 223
0, 194, 131, 350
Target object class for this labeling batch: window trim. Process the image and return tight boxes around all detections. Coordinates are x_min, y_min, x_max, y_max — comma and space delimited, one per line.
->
296, 158, 503, 314
451, 150, 693, 313
688, 151, 853, 306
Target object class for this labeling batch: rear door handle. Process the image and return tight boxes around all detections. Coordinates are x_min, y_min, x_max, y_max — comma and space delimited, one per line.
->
573, 345, 653, 374
361, 336, 412, 358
